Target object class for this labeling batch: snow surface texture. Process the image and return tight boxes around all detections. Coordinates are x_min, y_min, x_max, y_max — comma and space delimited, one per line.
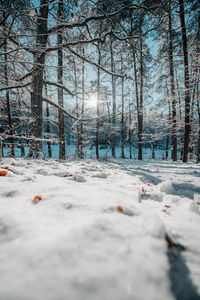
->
0, 158, 200, 300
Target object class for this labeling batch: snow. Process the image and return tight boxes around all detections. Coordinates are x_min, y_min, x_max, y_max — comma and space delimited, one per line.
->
0, 158, 200, 300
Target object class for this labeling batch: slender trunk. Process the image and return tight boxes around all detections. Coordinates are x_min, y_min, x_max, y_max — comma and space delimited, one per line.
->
121, 54, 125, 158
133, 50, 140, 158
138, 31, 143, 160
73, 61, 80, 157
3, 16, 14, 157
46, 102, 52, 158
96, 44, 101, 159
44, 72, 52, 158
18, 91, 25, 156
110, 40, 116, 158
80, 48, 85, 158
191, 13, 200, 145
175, 69, 184, 158
179, 0, 190, 162
128, 91, 132, 159
168, 1, 177, 161
196, 83, 200, 163
57, 0, 65, 159
175, 69, 182, 120
166, 85, 171, 159
28, 0, 49, 158
0, 138, 2, 160
152, 144, 155, 159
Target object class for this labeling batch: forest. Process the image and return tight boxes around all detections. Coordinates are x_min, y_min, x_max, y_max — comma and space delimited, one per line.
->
1, 2, 200, 300
0, 0, 199, 162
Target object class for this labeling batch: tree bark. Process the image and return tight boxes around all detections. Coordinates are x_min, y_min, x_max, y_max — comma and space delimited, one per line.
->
3, 14, 15, 157
179, 0, 190, 163
110, 40, 116, 158
79, 47, 85, 158
128, 91, 132, 159
166, 85, 171, 159
44, 72, 52, 158
138, 29, 143, 160
57, 0, 65, 160
28, 0, 49, 158
168, 1, 177, 161
96, 43, 101, 159
196, 83, 200, 163
73, 60, 80, 157
133, 50, 140, 158
121, 54, 125, 159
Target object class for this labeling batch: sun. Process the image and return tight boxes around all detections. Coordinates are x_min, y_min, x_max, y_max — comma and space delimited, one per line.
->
87, 92, 98, 109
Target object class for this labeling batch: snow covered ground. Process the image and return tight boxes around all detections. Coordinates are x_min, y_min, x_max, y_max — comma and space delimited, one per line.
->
0, 158, 200, 300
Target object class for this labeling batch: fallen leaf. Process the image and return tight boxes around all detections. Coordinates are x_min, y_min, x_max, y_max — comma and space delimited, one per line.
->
32, 195, 42, 203
117, 205, 123, 212
0, 170, 8, 176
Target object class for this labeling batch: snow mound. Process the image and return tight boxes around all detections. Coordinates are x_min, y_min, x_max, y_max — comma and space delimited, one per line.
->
194, 193, 200, 204
92, 172, 107, 179
188, 202, 200, 215
107, 205, 135, 216
70, 174, 86, 182
138, 191, 163, 202
143, 213, 166, 239
159, 181, 174, 194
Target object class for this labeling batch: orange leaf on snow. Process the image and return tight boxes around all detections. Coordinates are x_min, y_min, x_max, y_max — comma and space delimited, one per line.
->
117, 205, 123, 212
32, 195, 42, 203
0, 170, 8, 176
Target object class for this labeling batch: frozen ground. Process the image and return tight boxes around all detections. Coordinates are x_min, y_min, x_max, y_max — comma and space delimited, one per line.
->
0, 158, 200, 300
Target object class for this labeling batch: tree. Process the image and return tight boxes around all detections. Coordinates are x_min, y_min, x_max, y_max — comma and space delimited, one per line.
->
28, 0, 49, 158
178, 0, 191, 163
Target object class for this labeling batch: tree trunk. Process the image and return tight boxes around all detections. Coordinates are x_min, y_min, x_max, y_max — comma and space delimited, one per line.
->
3, 16, 15, 157
179, 0, 190, 163
96, 44, 101, 159
152, 144, 155, 159
133, 50, 140, 158
138, 30, 143, 160
17, 90, 25, 157
110, 40, 116, 158
57, 0, 65, 160
44, 73, 52, 158
168, 1, 177, 161
79, 48, 85, 158
166, 85, 171, 159
28, 0, 49, 158
121, 54, 125, 159
196, 83, 200, 163
73, 60, 80, 157
175, 69, 182, 120
128, 91, 132, 159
